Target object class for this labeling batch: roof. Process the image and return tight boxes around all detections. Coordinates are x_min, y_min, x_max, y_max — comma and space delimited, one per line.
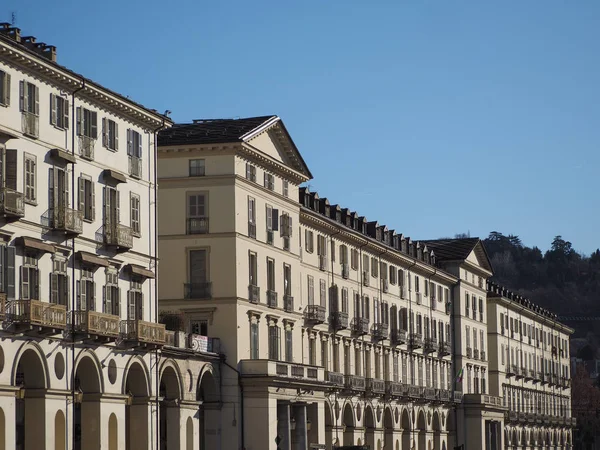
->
422, 238, 494, 273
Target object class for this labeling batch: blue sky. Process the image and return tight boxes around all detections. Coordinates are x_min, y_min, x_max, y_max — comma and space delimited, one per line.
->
4, 1, 599, 254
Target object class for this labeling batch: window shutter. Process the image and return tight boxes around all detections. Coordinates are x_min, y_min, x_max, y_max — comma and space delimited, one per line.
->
116, 288, 121, 317
90, 281, 95, 310
115, 189, 120, 223
287, 215, 293, 236
78, 177, 85, 212
50, 94, 57, 125
3, 73, 10, 105
103, 187, 108, 224
6, 246, 15, 300
137, 132, 143, 158
50, 273, 58, 304
90, 112, 98, 139
114, 123, 119, 150
266, 206, 272, 231
76, 107, 82, 135
5, 149, 17, 190
90, 182, 96, 221
32, 269, 39, 300
102, 118, 107, 147
0, 247, 4, 293
19, 80, 25, 112
63, 99, 69, 129
34, 85, 39, 116
127, 129, 132, 156
272, 209, 279, 231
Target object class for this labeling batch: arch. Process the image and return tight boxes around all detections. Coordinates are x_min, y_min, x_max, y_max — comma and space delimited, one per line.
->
160, 363, 182, 450
124, 358, 150, 450
197, 368, 219, 450
122, 356, 151, 396
401, 408, 411, 450
159, 362, 183, 400
364, 404, 376, 450
446, 409, 456, 450
383, 407, 394, 450
55, 410, 66, 450
432, 411, 442, 450
74, 354, 103, 449
108, 414, 118, 450
12, 343, 49, 389
342, 403, 354, 446
197, 368, 218, 402
74, 350, 104, 393
186, 417, 194, 450
416, 410, 426, 450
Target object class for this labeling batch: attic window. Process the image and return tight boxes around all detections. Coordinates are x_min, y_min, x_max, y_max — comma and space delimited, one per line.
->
189, 159, 205, 177
245, 163, 256, 182
264, 173, 275, 190
282, 180, 289, 197
336, 210, 341, 222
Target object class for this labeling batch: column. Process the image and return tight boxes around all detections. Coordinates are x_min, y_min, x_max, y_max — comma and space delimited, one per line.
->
277, 402, 291, 450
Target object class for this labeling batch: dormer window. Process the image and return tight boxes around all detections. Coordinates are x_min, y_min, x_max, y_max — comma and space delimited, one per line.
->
264, 173, 275, 191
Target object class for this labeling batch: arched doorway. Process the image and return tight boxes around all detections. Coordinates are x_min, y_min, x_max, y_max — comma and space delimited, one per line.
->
416, 410, 426, 450
197, 369, 219, 450
108, 414, 118, 450
55, 410, 66, 450
432, 411, 441, 450
383, 407, 394, 450
74, 355, 102, 450
124, 360, 150, 450
343, 403, 354, 446
159, 364, 182, 450
400, 409, 411, 450
15, 347, 48, 450
364, 405, 376, 450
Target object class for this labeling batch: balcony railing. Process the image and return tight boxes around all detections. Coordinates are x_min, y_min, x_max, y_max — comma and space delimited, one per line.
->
480, 350, 486, 361
506, 365, 516, 377
103, 223, 133, 249
187, 217, 209, 234
371, 323, 388, 340
240, 360, 324, 383
303, 305, 326, 323
409, 332, 423, 349
439, 341, 451, 356
473, 349, 480, 359
351, 317, 369, 335
70, 310, 120, 338
344, 375, 365, 391
50, 207, 83, 235
390, 329, 407, 345
0, 187, 25, 217
128, 156, 142, 178
79, 135, 95, 159
283, 295, 294, 312
439, 389, 451, 402
466, 347, 472, 358
0, 293, 5, 320
407, 385, 422, 399
362, 271, 369, 286
453, 391, 463, 403
248, 285, 260, 303
561, 377, 571, 389
319, 255, 327, 271
385, 381, 403, 397
326, 371, 344, 387
22, 111, 39, 138
165, 330, 176, 347
366, 378, 386, 395
341, 264, 349, 279
424, 387, 437, 400
6, 299, 67, 330
267, 290, 278, 308
120, 320, 166, 345
331, 311, 349, 330
423, 338, 436, 354
248, 222, 256, 239
184, 282, 212, 299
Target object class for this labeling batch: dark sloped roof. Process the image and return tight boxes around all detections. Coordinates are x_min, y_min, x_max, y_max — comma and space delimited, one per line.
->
157, 116, 276, 146
421, 238, 481, 261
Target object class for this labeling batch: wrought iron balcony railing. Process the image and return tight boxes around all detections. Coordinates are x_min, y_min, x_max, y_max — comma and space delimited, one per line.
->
49, 207, 83, 235
267, 290, 278, 308
187, 217, 209, 234
128, 156, 142, 178
409, 332, 423, 349
22, 111, 39, 138
466, 347, 472, 358
473, 349, 480, 359
248, 221, 256, 239
326, 371, 344, 387
6, 299, 67, 330
303, 305, 326, 323
341, 264, 349, 279
184, 282, 212, 299
439, 341, 451, 356
248, 285, 260, 303
0, 187, 25, 217
283, 295, 294, 312
423, 337, 436, 354
371, 323, 388, 340
366, 378, 386, 395
344, 375, 365, 391
319, 255, 328, 271
390, 329, 407, 345
385, 381, 403, 397
331, 311, 349, 330
103, 223, 133, 249
79, 135, 95, 159
351, 317, 369, 335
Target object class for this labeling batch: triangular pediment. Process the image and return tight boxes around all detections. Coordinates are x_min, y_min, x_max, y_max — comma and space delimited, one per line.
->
466, 241, 493, 273
242, 118, 312, 180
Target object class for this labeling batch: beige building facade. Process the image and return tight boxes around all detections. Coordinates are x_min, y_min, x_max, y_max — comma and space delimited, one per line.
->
0, 24, 219, 450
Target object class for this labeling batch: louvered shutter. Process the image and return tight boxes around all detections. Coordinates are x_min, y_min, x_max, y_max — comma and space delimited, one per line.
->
76, 107, 82, 135
50, 273, 58, 304
5, 149, 17, 190
19, 80, 25, 111
63, 99, 69, 129
115, 190, 120, 224
90, 182, 96, 221
20, 267, 28, 299
103, 187, 109, 225
137, 132, 142, 158
266, 206, 272, 231
34, 85, 39, 116
102, 118, 107, 147
32, 269, 39, 300
114, 123, 119, 150
50, 94, 57, 125
6, 246, 15, 300
64, 276, 70, 307
287, 216, 293, 236
89, 281, 95, 310
78, 177, 85, 212
2, 73, 10, 105
90, 112, 98, 139
126, 129, 132, 156
272, 209, 279, 231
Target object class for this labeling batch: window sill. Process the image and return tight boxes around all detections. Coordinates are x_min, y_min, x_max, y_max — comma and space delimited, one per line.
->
132, 232, 141, 238
83, 218, 94, 224
24, 199, 37, 206
53, 125, 67, 132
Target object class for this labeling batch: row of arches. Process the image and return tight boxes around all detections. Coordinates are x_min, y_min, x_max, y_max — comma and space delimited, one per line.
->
506, 426, 572, 448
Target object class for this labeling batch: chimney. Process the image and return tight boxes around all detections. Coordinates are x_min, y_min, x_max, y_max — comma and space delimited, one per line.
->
7, 34, 57, 62
0, 23, 21, 42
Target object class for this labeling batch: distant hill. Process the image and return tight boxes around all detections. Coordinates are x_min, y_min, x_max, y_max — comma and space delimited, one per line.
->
480, 232, 600, 337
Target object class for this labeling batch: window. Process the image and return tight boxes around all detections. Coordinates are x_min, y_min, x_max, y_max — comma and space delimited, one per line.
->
472, 295, 477, 320
320, 279, 326, 307
390, 266, 397, 284
466, 326, 471, 349
189, 159, 205, 177
102, 118, 118, 150
23, 153, 36, 203
19, 80, 39, 114
245, 163, 256, 182
317, 235, 327, 257
188, 249, 209, 297
264, 172, 274, 190
362, 255, 369, 275
0, 244, 16, 299
187, 193, 207, 234
76, 107, 98, 138
0, 70, 10, 106
77, 267, 94, 310
307, 275, 314, 305
250, 321, 259, 359
128, 280, 143, 320
102, 186, 119, 227
49, 256, 69, 306
130, 193, 141, 237
127, 129, 142, 158
416, 314, 422, 335
104, 268, 120, 316
20, 253, 40, 300
282, 180, 289, 197
371, 257, 378, 277
285, 327, 293, 362
50, 94, 69, 129
50, 166, 70, 220
283, 264, 291, 296
331, 240, 336, 262
341, 287, 348, 312
305, 230, 314, 253
309, 338, 316, 365
78, 175, 95, 221
0, 148, 17, 197
248, 197, 256, 237
414, 275, 420, 293
473, 328, 478, 350
191, 320, 208, 336
501, 344, 505, 365
340, 245, 348, 266
465, 292, 470, 316
350, 249, 358, 270
266, 258, 275, 293
248, 252, 257, 286
479, 297, 484, 321
268, 324, 280, 359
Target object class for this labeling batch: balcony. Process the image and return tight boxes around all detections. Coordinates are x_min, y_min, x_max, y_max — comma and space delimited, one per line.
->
103, 223, 133, 250
473, 349, 479, 359
371, 323, 388, 341
480, 350, 486, 361
453, 391, 464, 403
69, 310, 120, 341
267, 290, 278, 308
424, 387, 437, 401
128, 156, 142, 178
438, 389, 451, 402
49, 207, 83, 235
390, 329, 407, 346
187, 217, 209, 234
407, 385, 422, 400
540, 373, 547, 385
423, 338, 436, 354
366, 378, 386, 395
267, 230, 274, 245
341, 264, 349, 279
248, 285, 260, 303
331, 311, 349, 330
120, 320, 165, 347
240, 360, 324, 384
303, 305, 326, 323
248, 222, 256, 239
439, 341, 451, 356
561, 377, 571, 389
0, 187, 25, 218
409, 332, 423, 349
351, 317, 369, 335
5, 300, 67, 334
79, 135, 94, 160
319, 255, 327, 271
344, 375, 365, 392
385, 381, 403, 397
0, 293, 5, 320
464, 394, 506, 410
184, 282, 212, 299
22, 111, 39, 138
525, 369, 533, 381
505, 411, 518, 423
283, 295, 294, 312
326, 371, 344, 387
466, 347, 472, 358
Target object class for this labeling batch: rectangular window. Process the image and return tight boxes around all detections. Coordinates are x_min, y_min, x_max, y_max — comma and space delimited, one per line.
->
351, 249, 358, 270
0, 245, 16, 299
341, 288, 349, 313
78, 175, 95, 221
283, 264, 291, 295
130, 193, 141, 236
390, 266, 397, 284
268, 325, 280, 360
126, 129, 142, 158
305, 230, 314, 253
0, 70, 10, 106
414, 275, 420, 292
248, 252, 257, 286
480, 329, 485, 353
465, 292, 470, 316
189, 159, 205, 177
103, 268, 120, 316
371, 257, 378, 277
320, 279, 326, 307
282, 180, 289, 197
266, 258, 275, 292
479, 297, 484, 321
189, 249, 208, 284
20, 254, 40, 300
50, 94, 69, 129
76, 267, 94, 310
466, 326, 471, 348
248, 196, 255, 224
102, 118, 118, 150
309, 339, 316, 366
307, 275, 314, 305
245, 163, 256, 182
190, 319, 208, 336
23, 153, 36, 203
127, 282, 143, 320
250, 322, 259, 359
285, 327, 293, 362
77, 107, 98, 138
264, 172, 274, 190
20, 80, 39, 115
50, 257, 70, 307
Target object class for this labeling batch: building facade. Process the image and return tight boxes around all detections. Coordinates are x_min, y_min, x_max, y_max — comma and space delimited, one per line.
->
157, 116, 574, 450
0, 24, 219, 450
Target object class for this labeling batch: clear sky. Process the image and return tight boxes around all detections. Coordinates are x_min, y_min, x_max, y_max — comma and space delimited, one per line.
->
4, 1, 599, 254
